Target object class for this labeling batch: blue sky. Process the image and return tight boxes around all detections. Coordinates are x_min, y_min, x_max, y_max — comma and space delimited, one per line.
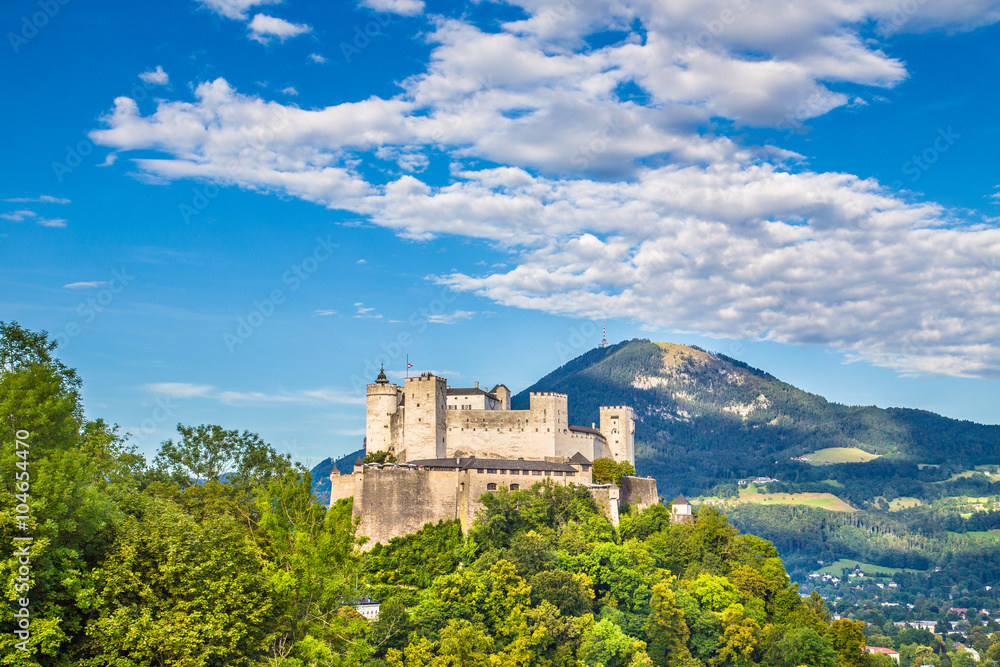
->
2, 0, 999, 466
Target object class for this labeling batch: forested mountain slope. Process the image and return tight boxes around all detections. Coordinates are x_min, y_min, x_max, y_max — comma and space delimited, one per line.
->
513, 339, 1000, 501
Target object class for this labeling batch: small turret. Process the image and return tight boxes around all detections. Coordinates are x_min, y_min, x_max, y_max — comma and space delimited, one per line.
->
375, 365, 389, 384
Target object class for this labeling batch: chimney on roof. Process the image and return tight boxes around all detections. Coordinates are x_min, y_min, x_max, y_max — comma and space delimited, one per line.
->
475, 381, 479, 389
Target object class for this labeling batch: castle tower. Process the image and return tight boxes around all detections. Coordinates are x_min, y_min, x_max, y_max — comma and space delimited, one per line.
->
400, 373, 447, 461
600, 406, 635, 464
529, 392, 569, 433
366, 366, 402, 456
491, 384, 511, 410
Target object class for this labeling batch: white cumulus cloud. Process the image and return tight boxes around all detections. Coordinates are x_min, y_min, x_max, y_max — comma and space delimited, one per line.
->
92, 0, 1000, 377
248, 14, 311, 43
139, 66, 170, 86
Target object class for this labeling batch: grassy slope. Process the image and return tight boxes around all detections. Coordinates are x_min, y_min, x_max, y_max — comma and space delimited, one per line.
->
805, 447, 881, 464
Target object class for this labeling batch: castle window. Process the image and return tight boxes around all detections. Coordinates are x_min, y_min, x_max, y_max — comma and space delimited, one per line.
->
554, 471, 563, 476
477, 469, 484, 473
545, 471, 552, 476
509, 483, 519, 490
566, 472, 576, 476
510, 470, 519, 475
532, 470, 542, 476
487, 469, 497, 474
486, 483, 497, 491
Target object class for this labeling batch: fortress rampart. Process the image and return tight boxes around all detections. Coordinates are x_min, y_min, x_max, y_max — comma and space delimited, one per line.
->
338, 368, 656, 547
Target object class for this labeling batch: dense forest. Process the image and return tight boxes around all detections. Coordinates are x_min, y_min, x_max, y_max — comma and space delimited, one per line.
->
513, 338, 1000, 620
0, 321, 952, 666
4, 324, 1000, 665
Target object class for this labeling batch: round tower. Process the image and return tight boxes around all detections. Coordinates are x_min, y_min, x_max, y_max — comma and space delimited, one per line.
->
366, 365, 401, 456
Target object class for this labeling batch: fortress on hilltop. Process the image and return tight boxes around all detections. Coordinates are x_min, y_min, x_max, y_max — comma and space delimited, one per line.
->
330, 368, 660, 546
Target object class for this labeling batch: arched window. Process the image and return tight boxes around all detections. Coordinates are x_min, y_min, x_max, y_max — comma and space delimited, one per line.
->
486, 483, 497, 491
509, 483, 519, 490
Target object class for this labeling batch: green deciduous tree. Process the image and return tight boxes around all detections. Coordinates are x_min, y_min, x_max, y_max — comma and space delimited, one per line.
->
765, 626, 836, 667
83, 494, 273, 666
644, 580, 698, 667
154, 423, 291, 488
592, 458, 637, 485
579, 618, 650, 667
828, 619, 869, 667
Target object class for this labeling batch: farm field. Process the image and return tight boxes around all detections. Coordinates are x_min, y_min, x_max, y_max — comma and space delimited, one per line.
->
815, 559, 923, 577
884, 497, 922, 510
735, 487, 856, 512
947, 530, 1000, 541
803, 447, 881, 465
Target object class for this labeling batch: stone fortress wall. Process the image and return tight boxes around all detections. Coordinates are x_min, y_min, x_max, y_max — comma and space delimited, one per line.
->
365, 372, 630, 465
332, 369, 660, 546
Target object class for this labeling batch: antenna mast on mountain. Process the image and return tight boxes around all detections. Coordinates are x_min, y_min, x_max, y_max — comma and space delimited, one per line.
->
601, 321, 607, 348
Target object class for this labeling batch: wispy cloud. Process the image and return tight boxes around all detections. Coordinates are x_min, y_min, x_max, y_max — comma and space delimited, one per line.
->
199, 0, 282, 20
144, 382, 364, 405
360, 0, 424, 16
353, 302, 382, 319
139, 66, 170, 86
313, 309, 338, 316
36, 217, 67, 228
145, 382, 215, 398
426, 310, 476, 324
281, 86, 298, 96
1, 210, 66, 227
248, 14, 311, 43
309, 53, 327, 64
1, 210, 35, 222
4, 195, 70, 204
64, 281, 111, 289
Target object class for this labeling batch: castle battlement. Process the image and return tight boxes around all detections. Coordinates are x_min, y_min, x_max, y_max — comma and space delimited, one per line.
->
336, 365, 653, 547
